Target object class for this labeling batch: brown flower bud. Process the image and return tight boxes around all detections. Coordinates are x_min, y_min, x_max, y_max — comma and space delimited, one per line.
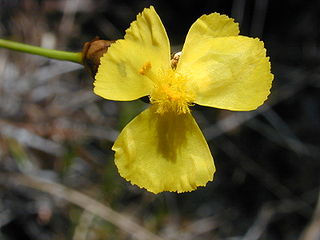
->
170, 51, 182, 69
82, 38, 115, 77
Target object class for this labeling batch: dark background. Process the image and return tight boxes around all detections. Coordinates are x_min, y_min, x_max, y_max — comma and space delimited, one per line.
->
0, 0, 320, 239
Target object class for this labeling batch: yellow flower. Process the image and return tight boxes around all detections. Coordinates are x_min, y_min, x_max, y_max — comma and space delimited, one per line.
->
94, 6, 273, 193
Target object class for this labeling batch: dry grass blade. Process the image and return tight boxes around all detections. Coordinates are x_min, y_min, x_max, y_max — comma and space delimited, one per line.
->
242, 204, 275, 240
299, 190, 320, 240
0, 120, 65, 156
72, 211, 95, 240
1, 173, 166, 240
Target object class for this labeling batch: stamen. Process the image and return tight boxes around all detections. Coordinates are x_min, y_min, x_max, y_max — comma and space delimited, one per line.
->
150, 69, 194, 115
139, 61, 152, 75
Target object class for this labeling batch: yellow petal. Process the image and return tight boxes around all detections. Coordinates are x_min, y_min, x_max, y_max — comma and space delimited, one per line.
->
181, 13, 239, 56
177, 36, 273, 111
94, 6, 171, 101
112, 107, 215, 194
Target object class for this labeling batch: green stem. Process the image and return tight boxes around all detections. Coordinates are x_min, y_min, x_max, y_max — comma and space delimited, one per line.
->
0, 38, 82, 64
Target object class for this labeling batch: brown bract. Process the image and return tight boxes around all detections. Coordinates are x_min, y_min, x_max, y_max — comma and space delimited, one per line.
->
82, 38, 115, 77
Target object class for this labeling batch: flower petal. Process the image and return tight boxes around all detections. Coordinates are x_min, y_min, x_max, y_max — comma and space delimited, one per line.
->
180, 13, 239, 58
177, 36, 273, 111
112, 107, 215, 194
94, 6, 171, 101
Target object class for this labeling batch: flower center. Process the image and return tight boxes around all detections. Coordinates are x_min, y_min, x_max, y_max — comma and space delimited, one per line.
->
150, 69, 194, 115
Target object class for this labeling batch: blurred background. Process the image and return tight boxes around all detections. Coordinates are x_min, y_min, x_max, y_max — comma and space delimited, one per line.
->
0, 0, 320, 239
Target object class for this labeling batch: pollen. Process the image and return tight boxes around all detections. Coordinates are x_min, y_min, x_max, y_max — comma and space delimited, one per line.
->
150, 69, 194, 114
139, 61, 152, 75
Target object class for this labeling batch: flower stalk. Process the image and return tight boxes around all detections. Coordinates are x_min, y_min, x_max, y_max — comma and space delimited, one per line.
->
0, 38, 82, 63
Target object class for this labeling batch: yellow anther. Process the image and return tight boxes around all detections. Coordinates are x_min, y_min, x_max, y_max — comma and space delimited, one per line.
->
139, 61, 152, 75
